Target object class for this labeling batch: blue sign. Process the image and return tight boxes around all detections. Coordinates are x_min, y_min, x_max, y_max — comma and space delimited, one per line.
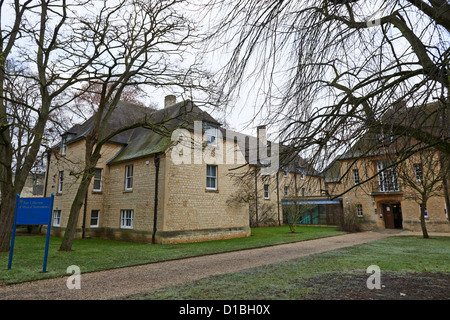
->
16, 197, 54, 225
8, 194, 55, 273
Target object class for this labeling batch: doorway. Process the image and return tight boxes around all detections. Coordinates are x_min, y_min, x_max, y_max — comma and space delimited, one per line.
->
382, 202, 403, 229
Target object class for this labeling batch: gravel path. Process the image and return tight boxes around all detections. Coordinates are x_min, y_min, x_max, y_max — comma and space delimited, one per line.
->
0, 231, 397, 300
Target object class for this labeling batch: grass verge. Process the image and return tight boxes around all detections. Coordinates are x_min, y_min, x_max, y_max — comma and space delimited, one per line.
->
0, 225, 343, 285
124, 236, 450, 300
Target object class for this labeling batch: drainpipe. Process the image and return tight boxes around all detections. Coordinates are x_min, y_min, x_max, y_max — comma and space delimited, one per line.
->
152, 154, 160, 244
254, 168, 259, 227
276, 170, 281, 225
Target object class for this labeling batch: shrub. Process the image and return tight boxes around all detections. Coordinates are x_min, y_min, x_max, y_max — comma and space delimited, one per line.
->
337, 205, 362, 233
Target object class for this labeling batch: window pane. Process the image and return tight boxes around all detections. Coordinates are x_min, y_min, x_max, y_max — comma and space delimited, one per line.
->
206, 165, 217, 189
125, 165, 133, 189
90, 210, 99, 226
121, 210, 133, 228
207, 164, 216, 177
62, 137, 67, 154
93, 169, 102, 190
414, 164, 423, 181
353, 169, 359, 184
94, 168, 102, 179
53, 210, 61, 226
207, 177, 215, 189
205, 125, 218, 145
58, 171, 64, 192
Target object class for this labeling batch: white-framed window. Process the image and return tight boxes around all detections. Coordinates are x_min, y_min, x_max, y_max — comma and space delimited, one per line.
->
419, 204, 428, 218
125, 165, 133, 190
377, 161, 399, 192
93, 168, 103, 192
58, 171, 64, 193
90, 210, 100, 227
353, 169, 360, 185
53, 210, 61, 227
264, 184, 270, 199
206, 164, 217, 190
284, 186, 289, 197
414, 163, 423, 182
356, 204, 363, 217
205, 124, 218, 146
61, 136, 67, 155
301, 188, 305, 197
296, 165, 305, 179
120, 209, 134, 229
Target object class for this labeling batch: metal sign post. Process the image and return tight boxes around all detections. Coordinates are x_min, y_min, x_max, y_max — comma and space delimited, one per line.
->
8, 193, 55, 273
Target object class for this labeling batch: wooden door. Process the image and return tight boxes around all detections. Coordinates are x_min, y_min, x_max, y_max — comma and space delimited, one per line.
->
382, 203, 395, 229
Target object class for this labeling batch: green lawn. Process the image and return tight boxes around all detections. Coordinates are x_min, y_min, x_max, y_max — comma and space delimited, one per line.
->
0, 225, 343, 284
124, 236, 450, 300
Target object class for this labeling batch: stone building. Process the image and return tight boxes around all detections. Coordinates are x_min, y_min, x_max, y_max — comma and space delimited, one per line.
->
44, 96, 449, 240
45, 97, 326, 244
323, 103, 450, 233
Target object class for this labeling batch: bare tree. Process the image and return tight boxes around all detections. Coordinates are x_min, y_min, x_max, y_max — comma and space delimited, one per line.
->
0, 0, 211, 252
395, 149, 450, 238
202, 0, 449, 191
1, 0, 117, 252
0, 0, 66, 252
58, 0, 211, 251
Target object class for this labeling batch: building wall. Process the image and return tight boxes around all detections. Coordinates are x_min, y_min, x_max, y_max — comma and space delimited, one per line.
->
46, 139, 86, 236
46, 131, 252, 244
86, 155, 163, 242
157, 137, 250, 243
336, 157, 449, 233
47, 139, 125, 238
240, 168, 325, 226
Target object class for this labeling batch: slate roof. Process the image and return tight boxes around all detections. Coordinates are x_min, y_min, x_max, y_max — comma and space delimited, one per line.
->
63, 100, 156, 145
60, 98, 322, 174
61, 99, 221, 164
339, 101, 449, 160
321, 101, 449, 181
323, 156, 342, 183
221, 128, 320, 176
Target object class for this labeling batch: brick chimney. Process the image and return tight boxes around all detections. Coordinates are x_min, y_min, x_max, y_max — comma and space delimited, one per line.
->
164, 95, 176, 108
257, 125, 267, 163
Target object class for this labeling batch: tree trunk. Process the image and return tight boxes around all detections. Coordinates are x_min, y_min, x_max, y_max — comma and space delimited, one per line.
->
59, 134, 100, 252
0, 191, 16, 252
438, 153, 450, 223
254, 169, 259, 227
420, 201, 429, 239
58, 175, 91, 251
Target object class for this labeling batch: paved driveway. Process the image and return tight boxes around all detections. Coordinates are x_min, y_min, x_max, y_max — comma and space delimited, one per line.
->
0, 231, 397, 300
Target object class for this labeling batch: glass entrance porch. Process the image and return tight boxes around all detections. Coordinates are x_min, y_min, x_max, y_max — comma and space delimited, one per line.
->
282, 199, 343, 226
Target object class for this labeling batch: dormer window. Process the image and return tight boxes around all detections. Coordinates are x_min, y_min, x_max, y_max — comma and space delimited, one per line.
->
204, 124, 218, 147
61, 136, 67, 155
296, 165, 305, 179
376, 133, 394, 145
